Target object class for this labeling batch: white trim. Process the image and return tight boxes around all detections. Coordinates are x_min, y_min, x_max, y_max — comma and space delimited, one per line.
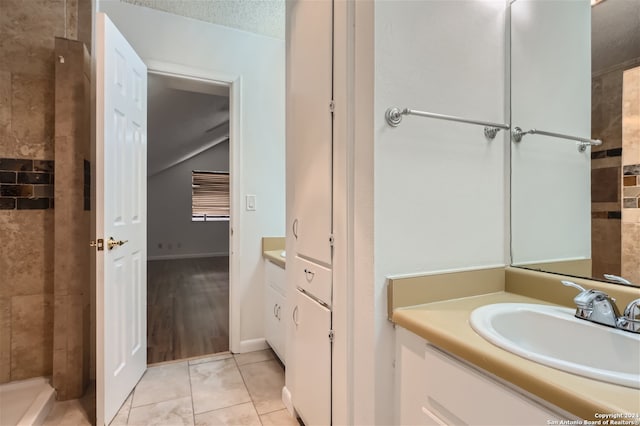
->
282, 386, 295, 417
237, 338, 269, 354
145, 59, 243, 357
147, 252, 229, 261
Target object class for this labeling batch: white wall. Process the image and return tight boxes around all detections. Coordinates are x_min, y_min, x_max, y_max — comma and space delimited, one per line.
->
99, 0, 285, 348
510, 0, 591, 265
147, 141, 230, 259
362, 1, 509, 423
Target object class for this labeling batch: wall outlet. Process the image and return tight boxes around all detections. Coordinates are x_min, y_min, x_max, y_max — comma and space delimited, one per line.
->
246, 194, 256, 211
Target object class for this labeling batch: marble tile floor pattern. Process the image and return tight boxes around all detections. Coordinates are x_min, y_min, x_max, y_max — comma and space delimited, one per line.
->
43, 349, 300, 426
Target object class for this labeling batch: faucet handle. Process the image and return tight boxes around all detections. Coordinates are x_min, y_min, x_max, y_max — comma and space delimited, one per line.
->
604, 274, 633, 285
561, 280, 586, 293
561, 280, 620, 327
623, 298, 640, 319
618, 299, 640, 333
562, 280, 615, 305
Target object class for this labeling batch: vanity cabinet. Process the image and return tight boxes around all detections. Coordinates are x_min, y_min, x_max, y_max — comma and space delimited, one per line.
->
395, 327, 571, 425
264, 260, 286, 364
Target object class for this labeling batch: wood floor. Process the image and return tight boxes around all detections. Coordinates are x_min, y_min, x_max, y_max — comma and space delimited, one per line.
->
147, 257, 229, 364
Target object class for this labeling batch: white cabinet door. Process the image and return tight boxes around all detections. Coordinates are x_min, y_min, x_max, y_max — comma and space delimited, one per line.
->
264, 284, 286, 363
264, 260, 286, 363
395, 327, 429, 426
293, 290, 331, 426
289, 0, 333, 266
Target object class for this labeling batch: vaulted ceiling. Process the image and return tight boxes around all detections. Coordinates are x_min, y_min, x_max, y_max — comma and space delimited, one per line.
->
147, 73, 229, 177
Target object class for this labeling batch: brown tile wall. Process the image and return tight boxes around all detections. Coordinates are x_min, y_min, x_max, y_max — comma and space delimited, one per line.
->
591, 67, 624, 279
0, 0, 92, 387
622, 66, 640, 284
590, 59, 640, 280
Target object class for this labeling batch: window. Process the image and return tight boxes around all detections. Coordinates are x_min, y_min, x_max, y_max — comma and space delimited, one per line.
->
192, 170, 229, 221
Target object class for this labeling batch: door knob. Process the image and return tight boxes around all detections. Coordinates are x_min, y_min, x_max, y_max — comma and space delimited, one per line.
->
107, 237, 128, 250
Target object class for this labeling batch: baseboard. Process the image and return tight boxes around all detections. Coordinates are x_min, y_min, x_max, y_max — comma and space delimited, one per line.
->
238, 338, 269, 353
147, 252, 229, 261
282, 386, 295, 417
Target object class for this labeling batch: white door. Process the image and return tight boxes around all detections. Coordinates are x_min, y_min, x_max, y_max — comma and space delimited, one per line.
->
95, 13, 147, 426
293, 290, 331, 426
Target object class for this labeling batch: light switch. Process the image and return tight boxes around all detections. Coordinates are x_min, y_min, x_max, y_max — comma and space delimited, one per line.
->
246, 194, 256, 211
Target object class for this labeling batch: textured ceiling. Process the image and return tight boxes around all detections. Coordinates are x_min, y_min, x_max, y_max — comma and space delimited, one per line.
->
120, 0, 285, 39
592, 0, 640, 74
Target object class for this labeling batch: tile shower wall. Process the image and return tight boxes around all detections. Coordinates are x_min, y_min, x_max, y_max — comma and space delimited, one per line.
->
0, 0, 91, 384
52, 37, 91, 400
622, 66, 640, 284
590, 61, 636, 278
0, 158, 55, 209
622, 165, 640, 208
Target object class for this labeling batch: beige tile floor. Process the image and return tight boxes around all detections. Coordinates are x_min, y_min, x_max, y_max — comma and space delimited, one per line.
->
43, 349, 300, 426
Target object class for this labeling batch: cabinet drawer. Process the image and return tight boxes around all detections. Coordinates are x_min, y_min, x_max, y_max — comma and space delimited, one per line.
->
265, 259, 286, 295
423, 344, 564, 425
294, 256, 331, 307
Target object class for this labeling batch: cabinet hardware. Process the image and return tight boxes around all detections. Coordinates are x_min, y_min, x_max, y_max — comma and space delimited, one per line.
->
304, 268, 315, 281
329, 330, 334, 342
329, 234, 334, 247
292, 219, 298, 239
276, 305, 281, 320
292, 306, 299, 325
274, 304, 278, 318
329, 100, 335, 113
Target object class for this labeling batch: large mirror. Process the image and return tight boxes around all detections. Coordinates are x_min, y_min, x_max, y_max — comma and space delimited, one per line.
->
510, 0, 640, 287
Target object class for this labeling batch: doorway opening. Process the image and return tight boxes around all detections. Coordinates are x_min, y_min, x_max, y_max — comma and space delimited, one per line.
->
146, 71, 231, 364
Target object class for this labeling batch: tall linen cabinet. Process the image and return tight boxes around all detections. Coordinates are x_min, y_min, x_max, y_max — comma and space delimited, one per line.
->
286, 0, 335, 424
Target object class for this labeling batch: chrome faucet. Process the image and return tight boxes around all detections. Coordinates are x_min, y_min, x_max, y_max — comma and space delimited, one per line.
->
561, 280, 640, 334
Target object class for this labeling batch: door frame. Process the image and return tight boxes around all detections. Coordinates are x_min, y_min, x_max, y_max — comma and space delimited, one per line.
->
146, 59, 242, 354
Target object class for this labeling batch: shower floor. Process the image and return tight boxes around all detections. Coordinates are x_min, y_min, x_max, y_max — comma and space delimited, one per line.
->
0, 377, 55, 426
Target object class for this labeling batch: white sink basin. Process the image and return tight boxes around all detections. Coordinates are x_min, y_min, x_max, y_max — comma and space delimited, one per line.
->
470, 303, 640, 389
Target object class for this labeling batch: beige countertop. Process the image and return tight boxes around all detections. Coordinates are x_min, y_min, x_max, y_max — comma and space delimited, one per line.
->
262, 237, 286, 268
392, 291, 640, 421
263, 249, 285, 269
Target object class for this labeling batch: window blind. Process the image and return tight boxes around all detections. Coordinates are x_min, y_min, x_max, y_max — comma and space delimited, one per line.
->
192, 171, 229, 221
